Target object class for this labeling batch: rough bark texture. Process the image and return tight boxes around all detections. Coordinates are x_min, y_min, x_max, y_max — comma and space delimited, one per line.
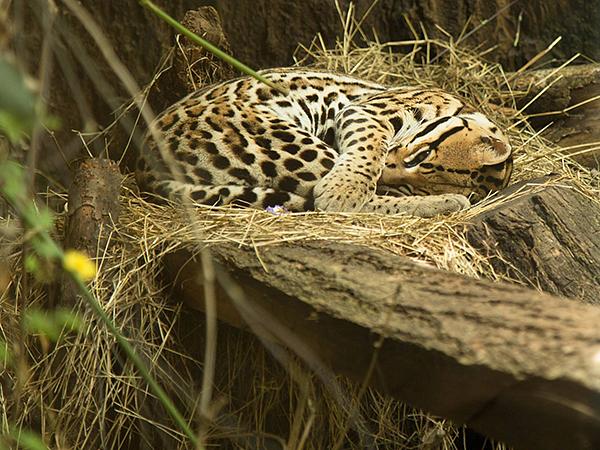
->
467, 177, 600, 305
64, 159, 122, 255
510, 64, 600, 167
166, 235, 600, 450
61, 159, 122, 307
214, 0, 600, 72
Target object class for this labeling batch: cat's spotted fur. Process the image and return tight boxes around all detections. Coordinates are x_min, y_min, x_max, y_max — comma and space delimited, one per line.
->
136, 68, 512, 217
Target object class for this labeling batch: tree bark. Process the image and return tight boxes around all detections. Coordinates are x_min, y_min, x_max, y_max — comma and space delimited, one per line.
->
165, 180, 600, 450
467, 177, 600, 305
510, 64, 600, 167
61, 158, 122, 307
64, 158, 122, 255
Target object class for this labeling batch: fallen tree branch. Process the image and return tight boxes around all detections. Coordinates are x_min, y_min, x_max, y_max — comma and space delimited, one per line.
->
165, 180, 600, 450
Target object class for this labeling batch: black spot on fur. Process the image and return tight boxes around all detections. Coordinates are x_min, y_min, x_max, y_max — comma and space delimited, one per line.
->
193, 167, 213, 183
322, 127, 335, 146
173, 126, 186, 139
184, 154, 198, 165
191, 190, 206, 201
341, 108, 358, 119
263, 191, 291, 208
261, 161, 278, 177
300, 149, 318, 162
255, 137, 272, 150
296, 171, 317, 181
324, 92, 338, 104
235, 188, 258, 205
320, 158, 335, 170
389, 116, 403, 134
185, 108, 202, 118
273, 130, 295, 143
263, 149, 281, 160
283, 144, 300, 155
229, 167, 257, 184
241, 153, 256, 164
284, 158, 303, 171
303, 196, 315, 211
278, 176, 299, 192
204, 142, 219, 154
204, 194, 223, 205
485, 175, 504, 187
213, 155, 230, 169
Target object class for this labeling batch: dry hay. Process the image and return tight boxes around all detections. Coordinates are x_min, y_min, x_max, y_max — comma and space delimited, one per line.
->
3, 7, 600, 450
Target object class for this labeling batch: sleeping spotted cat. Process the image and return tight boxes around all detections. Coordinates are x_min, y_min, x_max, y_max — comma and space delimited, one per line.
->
136, 68, 512, 217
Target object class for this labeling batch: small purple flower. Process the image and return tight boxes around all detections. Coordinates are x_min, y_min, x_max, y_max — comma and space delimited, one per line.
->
265, 205, 289, 215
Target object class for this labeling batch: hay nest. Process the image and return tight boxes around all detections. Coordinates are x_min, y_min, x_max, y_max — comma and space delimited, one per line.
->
3, 14, 600, 450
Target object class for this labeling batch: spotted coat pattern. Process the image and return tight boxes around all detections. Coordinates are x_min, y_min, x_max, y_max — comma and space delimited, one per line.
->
136, 68, 513, 217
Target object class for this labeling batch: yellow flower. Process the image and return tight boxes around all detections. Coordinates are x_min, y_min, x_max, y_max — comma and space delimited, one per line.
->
63, 250, 97, 281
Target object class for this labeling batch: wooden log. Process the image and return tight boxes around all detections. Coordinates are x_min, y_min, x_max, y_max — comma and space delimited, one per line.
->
64, 158, 122, 255
510, 64, 600, 168
61, 158, 122, 307
466, 177, 600, 305
165, 217, 600, 450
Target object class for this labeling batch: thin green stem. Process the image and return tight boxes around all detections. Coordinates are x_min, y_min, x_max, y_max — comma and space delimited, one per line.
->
138, 0, 289, 95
